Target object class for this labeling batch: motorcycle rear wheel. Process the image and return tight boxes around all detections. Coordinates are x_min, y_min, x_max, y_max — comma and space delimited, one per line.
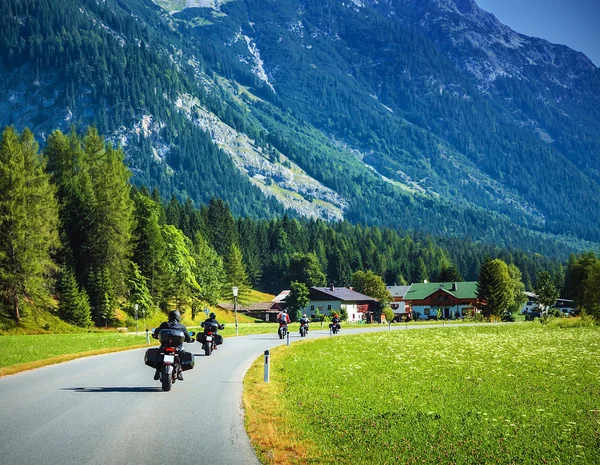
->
161, 365, 172, 392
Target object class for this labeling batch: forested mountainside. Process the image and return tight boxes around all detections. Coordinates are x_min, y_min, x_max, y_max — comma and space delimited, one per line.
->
1, 0, 599, 257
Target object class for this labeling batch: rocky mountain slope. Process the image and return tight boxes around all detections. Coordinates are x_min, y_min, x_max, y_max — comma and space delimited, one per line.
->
1, 0, 599, 256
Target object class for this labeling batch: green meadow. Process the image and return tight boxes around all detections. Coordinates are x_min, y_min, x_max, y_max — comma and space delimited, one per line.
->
246, 324, 600, 464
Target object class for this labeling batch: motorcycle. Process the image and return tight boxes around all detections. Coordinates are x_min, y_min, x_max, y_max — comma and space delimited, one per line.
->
278, 322, 288, 339
329, 321, 341, 334
299, 322, 308, 337
198, 323, 224, 356
145, 329, 195, 392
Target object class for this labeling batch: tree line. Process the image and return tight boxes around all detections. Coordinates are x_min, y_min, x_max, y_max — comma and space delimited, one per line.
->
1, 126, 598, 328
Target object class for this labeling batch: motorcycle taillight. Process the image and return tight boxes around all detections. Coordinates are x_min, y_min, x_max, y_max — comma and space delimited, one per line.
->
165, 347, 175, 353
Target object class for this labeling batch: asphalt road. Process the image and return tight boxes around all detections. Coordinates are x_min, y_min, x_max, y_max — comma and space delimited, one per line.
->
0, 322, 477, 465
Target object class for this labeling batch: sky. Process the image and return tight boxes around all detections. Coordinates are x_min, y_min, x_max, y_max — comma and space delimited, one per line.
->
476, 0, 600, 66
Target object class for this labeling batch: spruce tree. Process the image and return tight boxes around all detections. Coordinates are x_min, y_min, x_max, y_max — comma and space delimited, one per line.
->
58, 267, 92, 327
222, 244, 251, 304
84, 128, 134, 297
0, 127, 60, 321
131, 190, 166, 300
476, 258, 511, 318
192, 233, 225, 305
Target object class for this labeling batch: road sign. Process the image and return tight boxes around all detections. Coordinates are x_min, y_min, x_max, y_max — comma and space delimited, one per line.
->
204, 308, 210, 316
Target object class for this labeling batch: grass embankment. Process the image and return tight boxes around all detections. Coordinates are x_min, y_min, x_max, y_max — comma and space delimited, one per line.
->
0, 290, 280, 375
0, 332, 151, 376
244, 323, 600, 465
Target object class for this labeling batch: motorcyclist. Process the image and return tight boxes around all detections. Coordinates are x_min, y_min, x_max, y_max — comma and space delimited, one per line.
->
201, 312, 225, 334
299, 313, 310, 333
153, 310, 192, 381
330, 312, 341, 331
277, 310, 291, 325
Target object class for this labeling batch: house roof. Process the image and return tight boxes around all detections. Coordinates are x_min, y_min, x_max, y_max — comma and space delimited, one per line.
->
403, 282, 478, 301
387, 285, 410, 298
311, 286, 377, 302
272, 290, 290, 303
218, 302, 280, 312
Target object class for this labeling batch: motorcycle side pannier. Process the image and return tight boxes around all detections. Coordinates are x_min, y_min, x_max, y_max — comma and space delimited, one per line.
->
158, 329, 185, 346
215, 334, 223, 345
144, 348, 161, 368
197, 333, 206, 344
179, 351, 195, 371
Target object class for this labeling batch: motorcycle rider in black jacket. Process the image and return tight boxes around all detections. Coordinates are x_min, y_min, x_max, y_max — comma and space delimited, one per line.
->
299, 314, 310, 333
153, 310, 192, 381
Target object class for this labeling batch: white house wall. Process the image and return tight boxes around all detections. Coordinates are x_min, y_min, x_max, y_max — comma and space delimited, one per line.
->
411, 304, 471, 319
303, 300, 364, 321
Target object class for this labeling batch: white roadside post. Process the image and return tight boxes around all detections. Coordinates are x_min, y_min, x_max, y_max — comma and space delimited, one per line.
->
134, 303, 139, 335
264, 350, 270, 383
286, 328, 290, 346
232, 286, 239, 336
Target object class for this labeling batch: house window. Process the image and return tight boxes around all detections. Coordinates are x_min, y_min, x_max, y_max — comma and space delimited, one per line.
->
444, 295, 449, 301
424, 308, 431, 316
327, 304, 332, 310
310, 305, 314, 311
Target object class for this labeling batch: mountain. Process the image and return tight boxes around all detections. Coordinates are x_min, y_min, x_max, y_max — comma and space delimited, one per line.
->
1, 0, 599, 257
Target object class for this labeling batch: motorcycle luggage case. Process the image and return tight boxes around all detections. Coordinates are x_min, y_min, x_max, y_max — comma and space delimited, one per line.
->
158, 329, 185, 346
179, 351, 195, 371
215, 334, 223, 345
144, 348, 161, 368
197, 333, 206, 344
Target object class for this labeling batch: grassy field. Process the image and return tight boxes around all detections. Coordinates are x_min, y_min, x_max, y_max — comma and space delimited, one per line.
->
0, 332, 150, 376
244, 323, 600, 465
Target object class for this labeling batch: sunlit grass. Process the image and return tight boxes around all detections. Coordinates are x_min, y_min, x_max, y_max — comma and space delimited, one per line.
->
245, 324, 600, 464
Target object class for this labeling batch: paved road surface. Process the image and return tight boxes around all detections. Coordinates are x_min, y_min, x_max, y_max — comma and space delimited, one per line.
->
0, 323, 478, 465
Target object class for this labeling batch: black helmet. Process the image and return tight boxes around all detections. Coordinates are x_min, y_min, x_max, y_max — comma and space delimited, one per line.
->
209, 312, 216, 319
168, 310, 181, 322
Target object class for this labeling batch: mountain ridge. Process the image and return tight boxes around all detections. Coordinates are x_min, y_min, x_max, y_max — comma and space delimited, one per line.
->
1, 0, 599, 258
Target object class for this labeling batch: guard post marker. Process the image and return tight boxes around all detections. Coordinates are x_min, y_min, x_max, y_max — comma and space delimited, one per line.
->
264, 350, 270, 383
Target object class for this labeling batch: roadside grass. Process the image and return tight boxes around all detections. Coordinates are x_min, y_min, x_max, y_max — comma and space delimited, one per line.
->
0, 332, 153, 376
244, 324, 600, 465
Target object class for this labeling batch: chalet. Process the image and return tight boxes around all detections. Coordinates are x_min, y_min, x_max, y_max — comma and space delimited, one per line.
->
301, 286, 377, 322
217, 301, 283, 321
403, 282, 478, 320
520, 291, 539, 314
387, 285, 411, 321
520, 292, 576, 316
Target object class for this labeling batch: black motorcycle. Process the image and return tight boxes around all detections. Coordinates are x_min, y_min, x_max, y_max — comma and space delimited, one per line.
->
278, 322, 288, 339
145, 329, 195, 391
197, 323, 224, 356
299, 322, 308, 337
329, 321, 341, 334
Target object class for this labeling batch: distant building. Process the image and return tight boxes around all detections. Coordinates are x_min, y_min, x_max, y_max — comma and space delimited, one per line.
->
403, 282, 478, 319
217, 301, 282, 321
520, 292, 576, 316
387, 285, 411, 320
299, 285, 377, 321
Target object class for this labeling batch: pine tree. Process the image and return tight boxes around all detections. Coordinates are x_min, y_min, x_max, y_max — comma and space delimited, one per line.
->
84, 128, 134, 297
58, 267, 92, 327
476, 258, 511, 318
0, 127, 60, 321
128, 261, 154, 317
131, 190, 166, 300
222, 244, 251, 304
192, 233, 224, 305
